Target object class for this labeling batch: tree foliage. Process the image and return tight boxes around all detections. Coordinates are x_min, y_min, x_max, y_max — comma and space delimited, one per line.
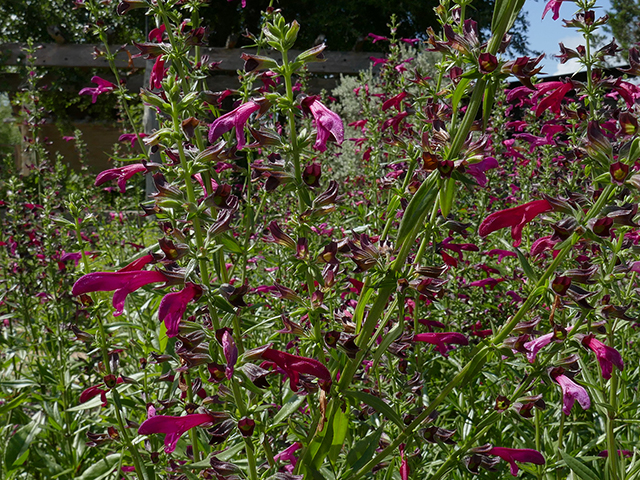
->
606, 0, 640, 50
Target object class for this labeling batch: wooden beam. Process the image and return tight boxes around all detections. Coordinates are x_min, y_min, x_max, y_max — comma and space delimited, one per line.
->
0, 43, 381, 75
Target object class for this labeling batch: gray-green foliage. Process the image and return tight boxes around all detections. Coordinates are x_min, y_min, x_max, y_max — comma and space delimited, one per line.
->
329, 44, 438, 182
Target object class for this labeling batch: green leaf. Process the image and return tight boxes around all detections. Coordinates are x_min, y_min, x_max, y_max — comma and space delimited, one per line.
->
372, 318, 403, 369
328, 406, 348, 465
343, 390, 403, 428
514, 247, 538, 283
451, 78, 472, 113
354, 287, 373, 334
77, 454, 122, 480
66, 395, 104, 412
345, 425, 384, 473
217, 234, 244, 254
396, 172, 438, 246
439, 177, 456, 218
272, 395, 306, 426
0, 393, 28, 416
5, 412, 43, 470
559, 449, 600, 480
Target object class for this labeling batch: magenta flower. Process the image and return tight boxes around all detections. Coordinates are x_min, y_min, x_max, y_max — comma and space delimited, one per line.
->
413, 332, 469, 356
72, 270, 168, 316
208, 100, 260, 149
221, 329, 238, 379
467, 157, 499, 187
95, 163, 147, 193
118, 133, 148, 147
479, 199, 553, 247
399, 443, 410, 480
250, 347, 331, 392
523, 332, 555, 363
138, 412, 220, 453
368, 33, 389, 43
273, 442, 302, 473
534, 80, 574, 117
300, 96, 344, 152
79, 76, 117, 103
551, 370, 591, 415
158, 283, 202, 337
578, 334, 624, 380
487, 447, 545, 476
118, 254, 156, 272
79, 377, 124, 407
149, 55, 167, 90
542, 0, 565, 20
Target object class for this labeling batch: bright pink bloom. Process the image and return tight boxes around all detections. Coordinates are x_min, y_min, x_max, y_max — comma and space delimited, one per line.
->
158, 283, 202, 337
413, 332, 468, 356
138, 412, 219, 453
301, 96, 344, 152
273, 442, 302, 473
118, 254, 156, 272
487, 447, 545, 476
149, 55, 167, 89
552, 372, 591, 415
523, 332, 555, 363
79, 76, 116, 103
258, 348, 331, 392
148, 24, 166, 42
485, 249, 516, 263
79, 377, 124, 407
542, 0, 565, 20
578, 334, 624, 380
534, 80, 574, 117
382, 91, 408, 111
399, 443, 410, 480
208, 100, 261, 149
467, 157, 499, 187
95, 163, 147, 193
118, 133, 148, 147
368, 33, 389, 43
478, 199, 553, 247
72, 270, 168, 316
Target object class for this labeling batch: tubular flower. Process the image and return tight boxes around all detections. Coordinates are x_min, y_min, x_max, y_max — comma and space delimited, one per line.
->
577, 334, 624, 380
551, 370, 591, 415
300, 96, 344, 152
478, 199, 553, 247
79, 76, 117, 103
208, 100, 261, 149
248, 346, 331, 392
273, 442, 302, 473
158, 283, 203, 337
413, 332, 469, 357
542, 0, 565, 20
487, 447, 545, 476
72, 270, 169, 316
95, 163, 147, 193
533, 80, 575, 117
138, 412, 222, 453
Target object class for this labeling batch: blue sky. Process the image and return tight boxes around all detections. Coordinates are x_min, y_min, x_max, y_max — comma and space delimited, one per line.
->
521, 0, 613, 75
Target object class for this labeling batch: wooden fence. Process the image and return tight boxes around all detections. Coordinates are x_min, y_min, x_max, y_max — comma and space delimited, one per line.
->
0, 43, 381, 171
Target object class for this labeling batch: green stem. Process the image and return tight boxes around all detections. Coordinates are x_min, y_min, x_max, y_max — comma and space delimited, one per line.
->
231, 380, 258, 480
281, 49, 306, 215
